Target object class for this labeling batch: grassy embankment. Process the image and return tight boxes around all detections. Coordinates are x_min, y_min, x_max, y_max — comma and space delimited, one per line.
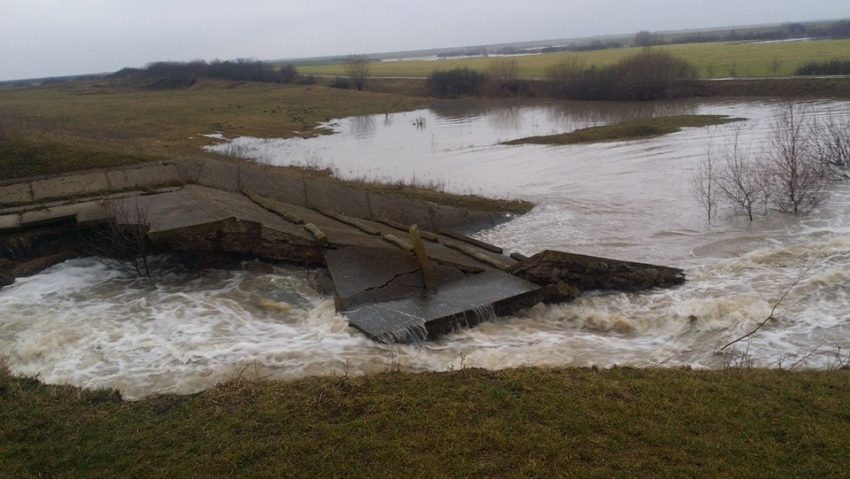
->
0, 79, 425, 164
503, 115, 744, 146
299, 39, 850, 79
0, 80, 534, 212
2, 365, 848, 477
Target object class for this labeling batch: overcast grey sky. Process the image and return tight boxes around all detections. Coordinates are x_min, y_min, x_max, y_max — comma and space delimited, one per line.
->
1, 0, 849, 81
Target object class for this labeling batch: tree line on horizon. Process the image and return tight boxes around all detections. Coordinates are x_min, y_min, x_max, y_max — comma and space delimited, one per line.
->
110, 59, 310, 86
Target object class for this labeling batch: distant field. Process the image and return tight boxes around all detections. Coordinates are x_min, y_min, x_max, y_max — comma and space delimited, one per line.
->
0, 80, 425, 157
298, 39, 850, 79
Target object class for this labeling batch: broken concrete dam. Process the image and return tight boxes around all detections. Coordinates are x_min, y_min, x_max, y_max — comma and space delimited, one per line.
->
0, 158, 685, 342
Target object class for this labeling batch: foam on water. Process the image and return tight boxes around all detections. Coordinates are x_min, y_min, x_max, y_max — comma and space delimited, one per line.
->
3, 98, 850, 398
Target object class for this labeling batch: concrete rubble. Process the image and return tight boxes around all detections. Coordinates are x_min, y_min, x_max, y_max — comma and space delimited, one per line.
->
0, 158, 686, 342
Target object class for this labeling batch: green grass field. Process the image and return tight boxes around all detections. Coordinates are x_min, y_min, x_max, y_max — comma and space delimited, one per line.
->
0, 80, 426, 159
503, 115, 744, 145
299, 39, 850, 79
2, 365, 848, 477
0, 80, 426, 178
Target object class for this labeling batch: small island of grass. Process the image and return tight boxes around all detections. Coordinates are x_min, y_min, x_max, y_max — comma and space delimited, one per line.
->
502, 115, 745, 146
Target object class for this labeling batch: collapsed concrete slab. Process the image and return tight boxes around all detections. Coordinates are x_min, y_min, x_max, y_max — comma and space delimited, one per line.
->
326, 246, 543, 342
508, 250, 686, 295
0, 162, 689, 343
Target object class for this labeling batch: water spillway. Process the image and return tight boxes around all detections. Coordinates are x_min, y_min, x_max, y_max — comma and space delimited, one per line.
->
0, 160, 682, 345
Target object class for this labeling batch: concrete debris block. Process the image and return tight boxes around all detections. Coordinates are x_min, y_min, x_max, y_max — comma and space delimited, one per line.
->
303, 223, 327, 245
509, 250, 686, 292
375, 218, 438, 241
383, 233, 412, 251
511, 252, 529, 262
441, 240, 511, 270
318, 209, 381, 235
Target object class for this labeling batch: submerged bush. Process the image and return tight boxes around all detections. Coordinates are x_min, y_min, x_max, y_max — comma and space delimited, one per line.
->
426, 68, 489, 98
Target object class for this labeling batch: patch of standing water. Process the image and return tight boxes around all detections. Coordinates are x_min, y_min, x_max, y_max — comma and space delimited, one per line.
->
3, 98, 850, 398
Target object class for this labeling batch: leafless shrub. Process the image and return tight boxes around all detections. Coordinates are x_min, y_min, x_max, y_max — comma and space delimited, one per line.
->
82, 199, 153, 278
715, 130, 770, 221
828, 347, 850, 370
692, 137, 720, 222
764, 104, 830, 216
811, 113, 850, 179
694, 105, 843, 221
344, 55, 371, 91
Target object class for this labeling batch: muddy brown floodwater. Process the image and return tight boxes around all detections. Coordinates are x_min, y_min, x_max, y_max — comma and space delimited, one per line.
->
2, 98, 849, 398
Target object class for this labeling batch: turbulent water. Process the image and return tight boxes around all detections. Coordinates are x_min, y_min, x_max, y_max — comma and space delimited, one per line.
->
3, 98, 850, 398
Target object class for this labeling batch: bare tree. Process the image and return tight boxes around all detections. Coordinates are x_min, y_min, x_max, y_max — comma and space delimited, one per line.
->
716, 130, 770, 221
764, 104, 829, 216
692, 137, 720, 222
82, 199, 153, 278
345, 55, 371, 91
811, 112, 850, 179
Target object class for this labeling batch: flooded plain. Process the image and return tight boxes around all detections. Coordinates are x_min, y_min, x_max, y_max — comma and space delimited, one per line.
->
2, 98, 850, 398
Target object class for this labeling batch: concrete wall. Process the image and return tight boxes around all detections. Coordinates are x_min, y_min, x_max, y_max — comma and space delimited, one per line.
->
0, 162, 183, 207
1, 157, 506, 231
188, 157, 503, 231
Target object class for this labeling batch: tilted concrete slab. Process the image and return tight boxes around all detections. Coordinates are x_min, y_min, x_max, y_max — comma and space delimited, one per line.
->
343, 270, 543, 343
325, 246, 468, 310
509, 250, 686, 292
326, 246, 542, 342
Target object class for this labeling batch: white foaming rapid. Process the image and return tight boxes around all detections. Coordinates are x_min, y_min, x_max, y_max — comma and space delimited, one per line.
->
3, 99, 850, 398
